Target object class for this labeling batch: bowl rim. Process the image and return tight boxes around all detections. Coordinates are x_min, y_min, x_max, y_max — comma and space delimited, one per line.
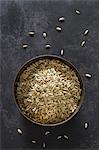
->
13, 55, 85, 126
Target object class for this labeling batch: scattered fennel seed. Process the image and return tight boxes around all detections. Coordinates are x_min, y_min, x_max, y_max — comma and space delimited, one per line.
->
28, 31, 35, 36
45, 131, 50, 136
75, 10, 80, 15
56, 26, 62, 32
17, 128, 22, 135
84, 122, 89, 129
85, 73, 92, 78
23, 44, 28, 49
84, 29, 89, 36
60, 49, 64, 56
32, 140, 36, 144
81, 41, 86, 47
43, 32, 47, 38
43, 142, 46, 148
59, 17, 65, 22
64, 135, 68, 139
45, 44, 51, 49
57, 135, 62, 139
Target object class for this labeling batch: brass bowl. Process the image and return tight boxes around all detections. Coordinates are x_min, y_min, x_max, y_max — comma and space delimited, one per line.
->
14, 55, 85, 126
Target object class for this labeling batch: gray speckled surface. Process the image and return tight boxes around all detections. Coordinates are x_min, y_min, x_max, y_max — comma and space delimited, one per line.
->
0, 0, 99, 149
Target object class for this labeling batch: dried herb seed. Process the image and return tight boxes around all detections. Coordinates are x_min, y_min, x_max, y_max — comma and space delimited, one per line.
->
64, 135, 68, 139
28, 31, 35, 36
45, 131, 50, 136
85, 73, 92, 78
43, 142, 46, 148
43, 32, 47, 38
17, 128, 22, 135
75, 10, 80, 15
84, 29, 89, 36
32, 140, 36, 144
23, 44, 28, 49
59, 17, 65, 22
81, 41, 86, 47
56, 26, 62, 32
45, 44, 51, 49
60, 49, 64, 56
84, 122, 89, 129
57, 135, 62, 139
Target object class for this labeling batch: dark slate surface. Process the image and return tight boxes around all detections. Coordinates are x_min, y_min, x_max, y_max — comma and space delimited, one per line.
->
0, 0, 99, 149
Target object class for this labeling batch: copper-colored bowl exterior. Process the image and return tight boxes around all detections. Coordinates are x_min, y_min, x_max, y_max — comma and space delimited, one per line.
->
14, 55, 85, 126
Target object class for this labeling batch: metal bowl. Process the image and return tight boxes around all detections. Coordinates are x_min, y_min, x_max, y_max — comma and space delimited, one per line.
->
14, 55, 85, 126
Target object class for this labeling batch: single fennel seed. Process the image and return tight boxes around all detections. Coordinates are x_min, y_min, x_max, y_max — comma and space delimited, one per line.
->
23, 44, 28, 49
43, 142, 46, 148
85, 73, 92, 78
17, 128, 22, 135
81, 40, 86, 47
56, 26, 62, 32
84, 122, 89, 129
45, 44, 51, 49
84, 29, 89, 36
32, 140, 36, 144
64, 135, 69, 139
60, 49, 64, 56
59, 17, 65, 22
45, 131, 50, 136
75, 10, 81, 15
43, 32, 47, 38
57, 135, 62, 139
28, 31, 35, 36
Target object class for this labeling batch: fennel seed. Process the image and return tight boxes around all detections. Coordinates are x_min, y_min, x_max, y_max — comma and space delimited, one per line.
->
43, 142, 46, 148
84, 122, 89, 129
60, 49, 64, 56
32, 140, 36, 144
28, 31, 35, 36
57, 135, 62, 139
64, 135, 68, 139
59, 17, 65, 22
23, 44, 28, 49
75, 10, 80, 15
85, 73, 92, 78
17, 128, 22, 135
56, 26, 62, 32
43, 32, 47, 38
45, 44, 51, 49
45, 131, 50, 136
81, 41, 86, 47
84, 29, 89, 36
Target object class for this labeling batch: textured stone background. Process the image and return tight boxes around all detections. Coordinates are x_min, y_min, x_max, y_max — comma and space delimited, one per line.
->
0, 0, 99, 149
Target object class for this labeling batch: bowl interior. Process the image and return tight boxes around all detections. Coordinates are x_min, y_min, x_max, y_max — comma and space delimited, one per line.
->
14, 55, 84, 126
